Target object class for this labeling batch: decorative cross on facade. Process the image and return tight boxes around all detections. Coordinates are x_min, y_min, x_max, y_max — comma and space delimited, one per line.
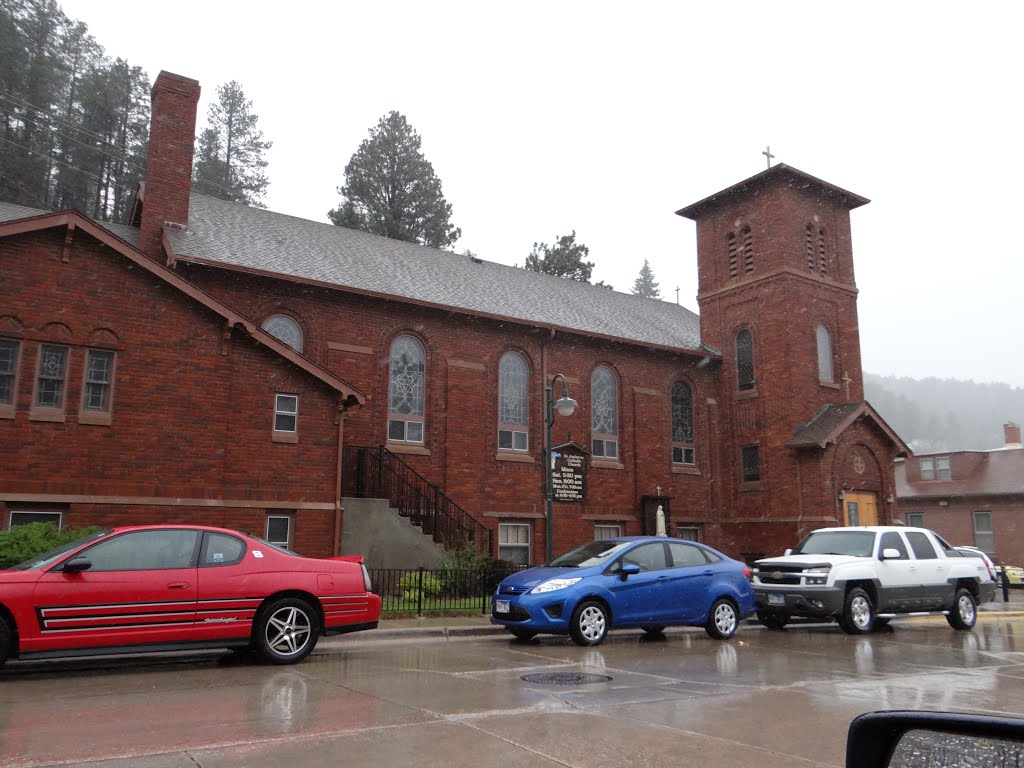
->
655, 484, 662, 496
841, 371, 852, 399
674, 286, 680, 305
762, 145, 775, 168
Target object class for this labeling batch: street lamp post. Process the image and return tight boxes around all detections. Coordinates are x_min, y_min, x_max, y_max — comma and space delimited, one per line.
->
545, 373, 577, 564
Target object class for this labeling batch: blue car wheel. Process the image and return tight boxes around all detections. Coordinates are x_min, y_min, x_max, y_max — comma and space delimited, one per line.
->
570, 600, 608, 646
705, 598, 739, 640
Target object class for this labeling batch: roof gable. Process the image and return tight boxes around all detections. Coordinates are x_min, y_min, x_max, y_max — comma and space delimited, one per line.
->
790, 402, 909, 455
0, 208, 365, 406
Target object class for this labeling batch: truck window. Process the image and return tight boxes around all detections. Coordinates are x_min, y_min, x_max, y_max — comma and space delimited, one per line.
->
906, 531, 938, 560
879, 531, 909, 559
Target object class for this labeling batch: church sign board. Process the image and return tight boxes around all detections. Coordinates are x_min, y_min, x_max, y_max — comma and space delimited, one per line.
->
552, 443, 587, 502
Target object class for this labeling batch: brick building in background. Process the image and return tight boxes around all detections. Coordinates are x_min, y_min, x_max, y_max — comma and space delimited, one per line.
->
896, 422, 1024, 564
0, 70, 909, 565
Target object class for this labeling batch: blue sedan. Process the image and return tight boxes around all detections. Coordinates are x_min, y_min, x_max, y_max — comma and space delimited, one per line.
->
491, 536, 755, 645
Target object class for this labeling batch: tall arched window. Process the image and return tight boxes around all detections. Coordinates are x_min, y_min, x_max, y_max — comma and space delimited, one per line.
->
816, 325, 834, 383
736, 328, 755, 391
262, 315, 303, 352
671, 380, 695, 465
498, 352, 528, 451
591, 366, 618, 459
388, 335, 425, 444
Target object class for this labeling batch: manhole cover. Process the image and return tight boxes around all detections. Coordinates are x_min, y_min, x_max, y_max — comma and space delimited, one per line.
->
520, 672, 613, 685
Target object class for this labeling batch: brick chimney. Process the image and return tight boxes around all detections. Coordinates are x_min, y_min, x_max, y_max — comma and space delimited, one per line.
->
137, 71, 200, 262
1005, 422, 1022, 448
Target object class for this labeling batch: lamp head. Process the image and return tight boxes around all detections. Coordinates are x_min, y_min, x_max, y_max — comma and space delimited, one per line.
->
554, 395, 577, 418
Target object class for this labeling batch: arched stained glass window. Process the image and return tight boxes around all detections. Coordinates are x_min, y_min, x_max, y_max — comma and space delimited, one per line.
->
817, 325, 834, 383
262, 315, 303, 352
388, 335, 425, 443
671, 380, 695, 465
498, 352, 528, 451
591, 366, 618, 459
736, 329, 755, 391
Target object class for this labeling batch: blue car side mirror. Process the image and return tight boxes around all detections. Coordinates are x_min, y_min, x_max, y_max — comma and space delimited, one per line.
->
619, 563, 641, 580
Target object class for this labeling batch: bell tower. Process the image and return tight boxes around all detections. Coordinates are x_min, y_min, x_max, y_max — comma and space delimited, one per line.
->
676, 164, 876, 556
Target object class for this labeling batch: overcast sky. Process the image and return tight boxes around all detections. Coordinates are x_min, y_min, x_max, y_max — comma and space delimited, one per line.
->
59, 0, 1024, 387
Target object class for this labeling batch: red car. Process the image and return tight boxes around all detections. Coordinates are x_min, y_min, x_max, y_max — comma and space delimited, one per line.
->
0, 524, 381, 666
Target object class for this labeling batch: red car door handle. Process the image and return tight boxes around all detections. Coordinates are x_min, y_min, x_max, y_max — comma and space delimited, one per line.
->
167, 582, 190, 590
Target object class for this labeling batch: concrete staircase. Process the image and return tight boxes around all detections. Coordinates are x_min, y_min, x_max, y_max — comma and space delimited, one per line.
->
340, 497, 449, 571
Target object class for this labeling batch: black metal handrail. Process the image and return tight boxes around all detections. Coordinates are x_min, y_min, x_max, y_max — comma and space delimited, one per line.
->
346, 445, 493, 557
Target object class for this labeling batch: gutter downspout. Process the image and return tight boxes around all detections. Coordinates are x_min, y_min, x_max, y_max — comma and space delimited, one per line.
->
334, 404, 346, 557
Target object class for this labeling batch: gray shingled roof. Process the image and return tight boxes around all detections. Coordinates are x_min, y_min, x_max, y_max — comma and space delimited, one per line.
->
165, 194, 707, 354
0, 202, 140, 248
1, 195, 707, 354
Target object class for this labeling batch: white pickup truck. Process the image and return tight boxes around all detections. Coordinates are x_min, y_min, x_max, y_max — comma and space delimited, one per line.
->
752, 526, 995, 634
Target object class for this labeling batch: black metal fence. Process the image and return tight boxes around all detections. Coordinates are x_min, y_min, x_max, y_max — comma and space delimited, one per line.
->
370, 565, 523, 615
346, 446, 493, 558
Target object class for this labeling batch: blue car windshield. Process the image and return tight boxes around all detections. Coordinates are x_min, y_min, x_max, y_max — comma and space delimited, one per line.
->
792, 531, 875, 557
550, 540, 634, 567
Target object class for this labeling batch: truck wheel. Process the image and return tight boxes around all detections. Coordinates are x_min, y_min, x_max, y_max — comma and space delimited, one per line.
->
757, 610, 788, 630
947, 588, 977, 631
839, 587, 874, 634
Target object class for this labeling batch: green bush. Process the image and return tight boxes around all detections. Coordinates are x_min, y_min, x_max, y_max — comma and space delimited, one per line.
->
398, 570, 443, 602
0, 522, 103, 569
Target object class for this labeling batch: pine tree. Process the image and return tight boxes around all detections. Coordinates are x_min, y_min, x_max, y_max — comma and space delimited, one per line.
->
524, 231, 594, 282
329, 111, 461, 249
192, 81, 271, 207
631, 259, 661, 299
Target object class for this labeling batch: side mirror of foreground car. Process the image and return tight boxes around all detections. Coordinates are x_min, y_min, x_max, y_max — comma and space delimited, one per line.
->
847, 710, 1024, 768
61, 556, 93, 573
619, 564, 640, 581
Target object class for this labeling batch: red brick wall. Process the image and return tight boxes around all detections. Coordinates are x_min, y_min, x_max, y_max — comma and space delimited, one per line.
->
181, 266, 726, 562
0, 228, 342, 558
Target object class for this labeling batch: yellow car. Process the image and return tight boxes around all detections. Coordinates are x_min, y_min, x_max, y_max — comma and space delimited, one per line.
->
1003, 565, 1024, 587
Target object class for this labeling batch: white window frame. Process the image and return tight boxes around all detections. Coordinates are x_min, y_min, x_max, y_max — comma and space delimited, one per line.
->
498, 351, 529, 453
266, 514, 292, 549
499, 522, 531, 565
906, 512, 925, 528
594, 524, 621, 540
591, 366, 619, 459
816, 325, 834, 383
388, 335, 426, 445
0, 337, 21, 418
973, 510, 994, 554
676, 526, 701, 542
273, 393, 299, 442
32, 343, 69, 418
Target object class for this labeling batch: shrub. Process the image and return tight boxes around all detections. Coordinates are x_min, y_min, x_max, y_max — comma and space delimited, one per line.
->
0, 522, 104, 569
398, 570, 443, 602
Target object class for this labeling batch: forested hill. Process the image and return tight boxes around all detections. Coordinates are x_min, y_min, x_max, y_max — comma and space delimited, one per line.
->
864, 374, 1024, 453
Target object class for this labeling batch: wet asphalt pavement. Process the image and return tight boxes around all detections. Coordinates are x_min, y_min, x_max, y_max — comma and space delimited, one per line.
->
2, 605, 1024, 767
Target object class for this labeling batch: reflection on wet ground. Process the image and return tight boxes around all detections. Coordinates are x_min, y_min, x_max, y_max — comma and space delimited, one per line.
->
2, 619, 1024, 767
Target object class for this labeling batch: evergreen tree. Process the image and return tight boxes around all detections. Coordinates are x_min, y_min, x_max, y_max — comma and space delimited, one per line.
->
631, 259, 661, 298
524, 230, 594, 282
192, 80, 271, 207
329, 111, 461, 249
0, 0, 150, 221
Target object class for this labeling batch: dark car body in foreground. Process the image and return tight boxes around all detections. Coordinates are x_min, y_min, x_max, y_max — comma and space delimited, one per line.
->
0, 524, 381, 666
491, 536, 754, 645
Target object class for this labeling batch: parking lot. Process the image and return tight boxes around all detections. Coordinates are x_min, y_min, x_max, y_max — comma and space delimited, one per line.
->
3, 613, 1024, 768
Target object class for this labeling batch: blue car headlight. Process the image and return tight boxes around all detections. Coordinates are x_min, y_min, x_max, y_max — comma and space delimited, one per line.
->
531, 577, 582, 594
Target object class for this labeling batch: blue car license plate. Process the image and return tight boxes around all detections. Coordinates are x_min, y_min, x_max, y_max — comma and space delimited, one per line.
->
768, 593, 785, 606
495, 599, 510, 614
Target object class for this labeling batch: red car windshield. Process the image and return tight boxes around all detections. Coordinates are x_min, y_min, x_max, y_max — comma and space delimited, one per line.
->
7, 529, 111, 571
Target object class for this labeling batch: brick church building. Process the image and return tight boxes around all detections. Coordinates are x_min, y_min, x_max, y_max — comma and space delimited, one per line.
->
0, 71, 909, 566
